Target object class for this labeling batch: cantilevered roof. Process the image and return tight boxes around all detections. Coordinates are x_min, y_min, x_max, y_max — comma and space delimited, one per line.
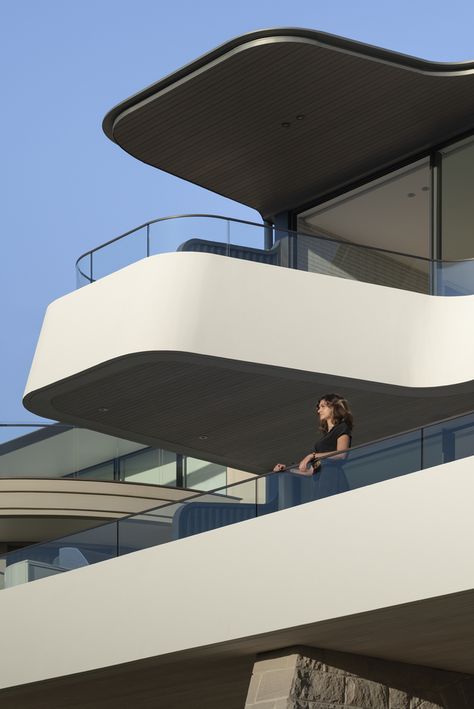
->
103, 28, 474, 218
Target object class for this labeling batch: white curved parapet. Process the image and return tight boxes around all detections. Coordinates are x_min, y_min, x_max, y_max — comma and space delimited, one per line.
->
23, 253, 474, 470
26, 253, 474, 393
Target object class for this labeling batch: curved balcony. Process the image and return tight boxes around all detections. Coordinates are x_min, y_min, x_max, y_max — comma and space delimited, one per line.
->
76, 214, 474, 296
0, 423, 238, 544
2, 410, 473, 588
25, 243, 474, 468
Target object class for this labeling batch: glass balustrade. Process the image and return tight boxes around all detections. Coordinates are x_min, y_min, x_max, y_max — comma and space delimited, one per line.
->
2, 411, 472, 589
75, 215, 474, 295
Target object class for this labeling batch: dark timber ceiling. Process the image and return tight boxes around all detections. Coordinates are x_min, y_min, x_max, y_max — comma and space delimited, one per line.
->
103, 29, 474, 218
24, 352, 474, 474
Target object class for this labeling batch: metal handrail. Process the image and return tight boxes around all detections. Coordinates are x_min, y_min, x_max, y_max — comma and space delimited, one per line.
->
75, 213, 474, 286
0, 423, 68, 428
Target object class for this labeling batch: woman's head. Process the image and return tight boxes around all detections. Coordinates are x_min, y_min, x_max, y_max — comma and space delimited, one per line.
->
316, 393, 353, 432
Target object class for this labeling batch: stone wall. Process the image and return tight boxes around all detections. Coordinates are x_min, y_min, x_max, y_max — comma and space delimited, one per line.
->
244, 647, 474, 709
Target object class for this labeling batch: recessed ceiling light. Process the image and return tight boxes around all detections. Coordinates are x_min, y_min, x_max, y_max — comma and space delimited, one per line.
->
296, 114, 305, 120
421, 186, 430, 191
98, 407, 109, 413
198, 434, 208, 440
407, 192, 416, 198
281, 122, 291, 128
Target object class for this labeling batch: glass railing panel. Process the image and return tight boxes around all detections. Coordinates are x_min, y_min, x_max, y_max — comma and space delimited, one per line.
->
436, 260, 474, 296
341, 429, 422, 491
91, 225, 148, 281
296, 231, 345, 277
422, 412, 474, 469
118, 503, 181, 556
1, 521, 118, 588
297, 234, 431, 293
152, 479, 259, 542
255, 470, 315, 513
75, 214, 474, 296
228, 219, 273, 262
149, 216, 229, 258
76, 252, 93, 288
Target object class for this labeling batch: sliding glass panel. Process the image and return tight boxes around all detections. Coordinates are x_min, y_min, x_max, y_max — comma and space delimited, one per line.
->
0, 424, 73, 479
121, 448, 177, 486
185, 457, 226, 491
297, 160, 431, 291
0, 425, 146, 482
441, 139, 474, 260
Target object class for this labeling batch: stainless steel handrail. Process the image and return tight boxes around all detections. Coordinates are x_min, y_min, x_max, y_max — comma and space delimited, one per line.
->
75, 213, 474, 286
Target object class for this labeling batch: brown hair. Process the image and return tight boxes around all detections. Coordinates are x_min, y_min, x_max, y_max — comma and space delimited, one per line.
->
317, 393, 353, 433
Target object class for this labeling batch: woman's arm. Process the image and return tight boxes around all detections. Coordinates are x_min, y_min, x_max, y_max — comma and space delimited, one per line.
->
297, 434, 351, 473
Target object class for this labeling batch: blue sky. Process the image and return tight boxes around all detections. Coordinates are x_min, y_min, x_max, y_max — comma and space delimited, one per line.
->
2, 0, 474, 422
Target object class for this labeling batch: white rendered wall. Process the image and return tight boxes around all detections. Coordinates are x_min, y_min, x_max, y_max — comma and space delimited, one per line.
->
25, 253, 474, 397
0, 456, 474, 689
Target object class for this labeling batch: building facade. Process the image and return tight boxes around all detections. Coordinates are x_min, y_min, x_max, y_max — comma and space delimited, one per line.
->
0, 28, 474, 708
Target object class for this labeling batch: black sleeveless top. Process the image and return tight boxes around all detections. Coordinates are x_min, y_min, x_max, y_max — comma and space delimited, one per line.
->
314, 421, 352, 453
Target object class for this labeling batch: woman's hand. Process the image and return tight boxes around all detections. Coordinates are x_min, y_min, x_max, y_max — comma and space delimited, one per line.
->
273, 463, 286, 472
298, 453, 316, 473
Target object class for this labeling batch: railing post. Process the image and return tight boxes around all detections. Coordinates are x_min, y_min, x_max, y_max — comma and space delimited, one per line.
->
273, 211, 297, 268
420, 427, 424, 470
430, 152, 442, 294
442, 428, 455, 464
264, 220, 273, 250
176, 454, 185, 488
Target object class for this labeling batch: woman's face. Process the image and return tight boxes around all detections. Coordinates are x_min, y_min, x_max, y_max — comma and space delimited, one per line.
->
317, 399, 332, 422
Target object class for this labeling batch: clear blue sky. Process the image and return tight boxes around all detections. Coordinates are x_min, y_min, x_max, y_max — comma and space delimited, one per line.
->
2, 0, 474, 422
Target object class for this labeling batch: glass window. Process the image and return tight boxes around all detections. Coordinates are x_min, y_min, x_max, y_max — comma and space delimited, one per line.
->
120, 448, 177, 486
185, 457, 226, 491
297, 160, 431, 292
75, 461, 115, 481
441, 138, 474, 260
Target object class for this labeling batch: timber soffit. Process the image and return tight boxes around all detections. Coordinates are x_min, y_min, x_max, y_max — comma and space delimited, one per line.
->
103, 28, 474, 218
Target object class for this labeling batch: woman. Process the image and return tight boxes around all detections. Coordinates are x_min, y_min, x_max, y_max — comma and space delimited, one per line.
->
273, 393, 353, 497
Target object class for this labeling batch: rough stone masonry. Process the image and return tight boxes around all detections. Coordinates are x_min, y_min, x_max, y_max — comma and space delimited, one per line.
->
244, 647, 474, 709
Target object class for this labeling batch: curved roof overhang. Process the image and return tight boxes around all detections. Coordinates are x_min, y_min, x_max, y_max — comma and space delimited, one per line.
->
103, 28, 474, 218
